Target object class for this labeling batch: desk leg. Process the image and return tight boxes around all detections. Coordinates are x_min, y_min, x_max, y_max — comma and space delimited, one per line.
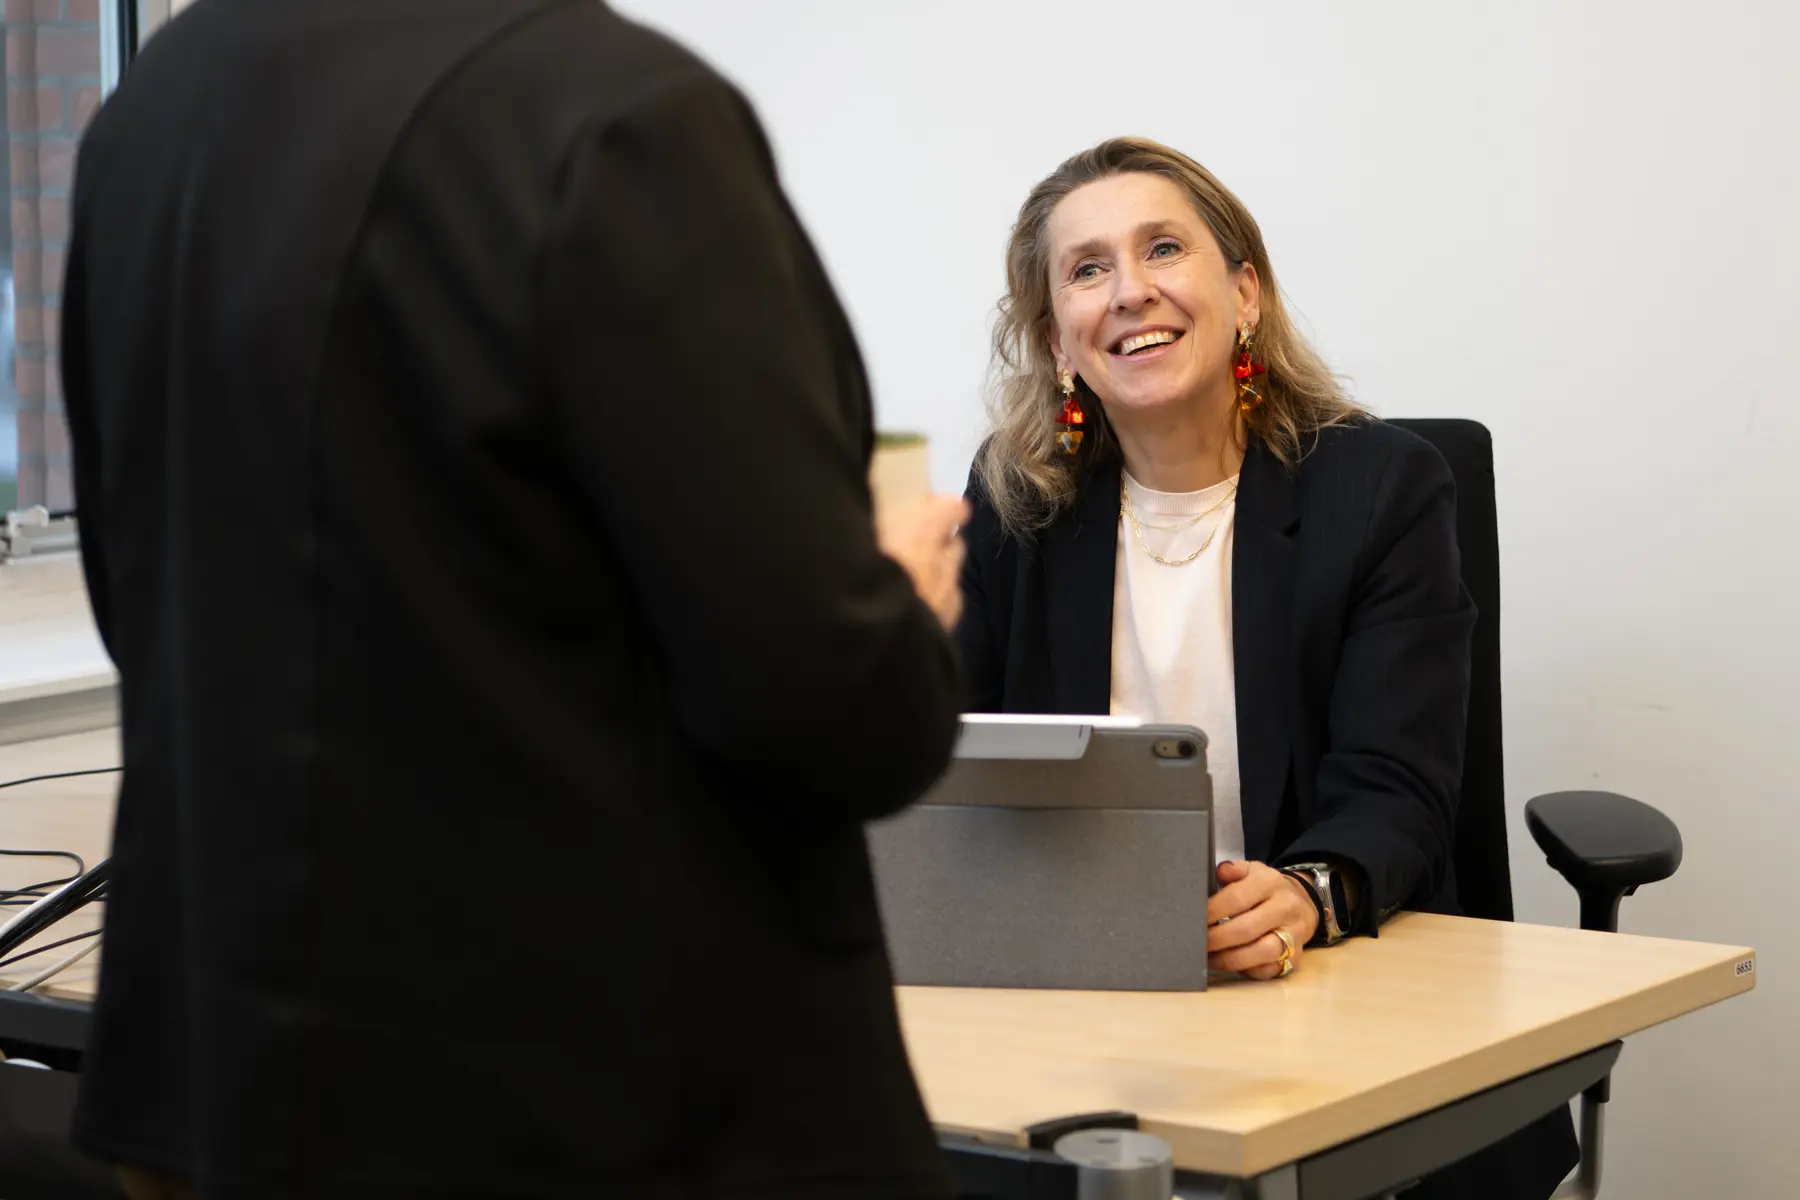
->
1551, 1091, 1605, 1200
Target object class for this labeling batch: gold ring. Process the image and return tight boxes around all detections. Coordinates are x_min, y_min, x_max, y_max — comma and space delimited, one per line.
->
1272, 926, 1296, 968
1278, 957, 1294, 978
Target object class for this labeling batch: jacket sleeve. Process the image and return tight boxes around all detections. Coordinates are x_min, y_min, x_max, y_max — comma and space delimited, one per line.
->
538, 69, 959, 825
1275, 436, 1476, 931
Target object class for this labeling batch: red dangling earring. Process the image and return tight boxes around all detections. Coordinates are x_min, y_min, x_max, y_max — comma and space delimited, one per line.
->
1234, 322, 1268, 414
1055, 370, 1086, 455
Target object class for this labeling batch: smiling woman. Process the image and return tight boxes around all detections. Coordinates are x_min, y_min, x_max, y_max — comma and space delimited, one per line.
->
978, 138, 1360, 536
955, 137, 1579, 1200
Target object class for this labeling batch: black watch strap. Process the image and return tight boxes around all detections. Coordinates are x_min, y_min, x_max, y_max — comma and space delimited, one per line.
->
1297, 874, 1329, 944
1281, 863, 1347, 946
1328, 872, 1351, 927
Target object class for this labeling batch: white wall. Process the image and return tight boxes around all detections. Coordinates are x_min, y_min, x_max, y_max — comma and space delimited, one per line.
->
615, 1, 1800, 1195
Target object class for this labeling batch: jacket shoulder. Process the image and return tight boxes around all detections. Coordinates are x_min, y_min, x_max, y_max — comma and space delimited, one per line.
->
497, 3, 711, 85
463, 2, 725, 129
1299, 417, 1441, 467
961, 454, 1025, 566
1293, 418, 1455, 496
960, 444, 1106, 561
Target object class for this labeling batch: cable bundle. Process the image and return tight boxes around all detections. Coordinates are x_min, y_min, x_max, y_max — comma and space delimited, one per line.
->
0, 766, 121, 989
0, 857, 109, 965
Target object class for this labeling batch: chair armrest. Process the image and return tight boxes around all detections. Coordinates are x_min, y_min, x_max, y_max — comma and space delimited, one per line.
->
1525, 791, 1682, 932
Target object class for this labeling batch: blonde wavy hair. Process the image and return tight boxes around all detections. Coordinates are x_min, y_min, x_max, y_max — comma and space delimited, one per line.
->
979, 137, 1364, 535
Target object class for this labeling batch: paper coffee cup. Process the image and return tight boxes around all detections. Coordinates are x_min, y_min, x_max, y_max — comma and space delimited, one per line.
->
869, 432, 930, 524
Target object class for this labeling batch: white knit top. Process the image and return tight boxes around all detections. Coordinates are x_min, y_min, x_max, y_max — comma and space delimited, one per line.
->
1109, 470, 1244, 865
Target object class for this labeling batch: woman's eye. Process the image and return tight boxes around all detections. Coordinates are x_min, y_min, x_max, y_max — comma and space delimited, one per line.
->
1072, 261, 1103, 281
1149, 240, 1182, 259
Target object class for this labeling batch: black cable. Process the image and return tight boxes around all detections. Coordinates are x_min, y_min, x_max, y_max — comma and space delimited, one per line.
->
3, 883, 84, 906
0, 859, 109, 960
1, 851, 87, 912
0, 767, 121, 791
0, 928, 99, 972
0, 775, 115, 964
1, 846, 91, 915
3, 873, 83, 895
0, 849, 85, 876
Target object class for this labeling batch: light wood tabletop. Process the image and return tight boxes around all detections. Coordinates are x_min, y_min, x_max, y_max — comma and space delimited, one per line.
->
0, 728, 1757, 1180
898, 913, 1754, 1176
0, 557, 118, 746
0, 727, 118, 1002
0, 556, 112, 702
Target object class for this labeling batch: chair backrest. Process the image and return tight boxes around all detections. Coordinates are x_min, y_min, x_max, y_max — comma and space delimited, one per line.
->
1387, 419, 1513, 922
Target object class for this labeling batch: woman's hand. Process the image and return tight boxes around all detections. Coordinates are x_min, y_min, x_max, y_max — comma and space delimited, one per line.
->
1207, 860, 1320, 981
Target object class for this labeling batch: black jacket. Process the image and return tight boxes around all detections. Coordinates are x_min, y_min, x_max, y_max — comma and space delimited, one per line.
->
956, 420, 1578, 1199
958, 421, 1475, 923
63, 2, 958, 1196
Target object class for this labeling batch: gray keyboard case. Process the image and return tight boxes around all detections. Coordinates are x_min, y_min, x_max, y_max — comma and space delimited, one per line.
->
868, 722, 1214, 991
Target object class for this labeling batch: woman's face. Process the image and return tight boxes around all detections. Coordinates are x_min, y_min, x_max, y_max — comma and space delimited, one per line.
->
1046, 173, 1258, 422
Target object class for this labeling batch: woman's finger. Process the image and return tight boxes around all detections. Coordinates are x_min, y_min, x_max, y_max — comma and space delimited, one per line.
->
1208, 929, 1299, 976
1207, 868, 1280, 926
1215, 859, 1252, 886
1207, 896, 1282, 952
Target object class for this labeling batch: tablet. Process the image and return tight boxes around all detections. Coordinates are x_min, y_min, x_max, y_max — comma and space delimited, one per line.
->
868, 717, 1213, 992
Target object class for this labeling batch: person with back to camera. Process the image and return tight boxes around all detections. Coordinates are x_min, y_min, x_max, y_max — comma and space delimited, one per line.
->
61, 1, 969, 1197
954, 136, 1579, 1200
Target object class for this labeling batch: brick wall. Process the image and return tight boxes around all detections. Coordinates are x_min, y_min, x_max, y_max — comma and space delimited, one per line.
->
4, 0, 103, 512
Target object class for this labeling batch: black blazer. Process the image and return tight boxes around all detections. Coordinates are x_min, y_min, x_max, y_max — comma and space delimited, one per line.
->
958, 420, 1477, 927
958, 422, 1581, 1199
63, 2, 958, 1196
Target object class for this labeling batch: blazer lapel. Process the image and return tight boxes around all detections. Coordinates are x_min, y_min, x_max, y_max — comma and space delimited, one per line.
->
1042, 457, 1121, 714
1232, 440, 1299, 863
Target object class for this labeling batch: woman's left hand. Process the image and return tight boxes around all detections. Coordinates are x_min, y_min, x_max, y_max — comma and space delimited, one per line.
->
1207, 860, 1320, 980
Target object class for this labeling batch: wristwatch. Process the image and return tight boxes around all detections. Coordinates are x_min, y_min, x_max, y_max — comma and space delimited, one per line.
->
1281, 862, 1349, 947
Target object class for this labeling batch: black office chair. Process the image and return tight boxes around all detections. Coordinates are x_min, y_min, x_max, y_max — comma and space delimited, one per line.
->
939, 420, 1684, 1200
1391, 418, 1683, 1200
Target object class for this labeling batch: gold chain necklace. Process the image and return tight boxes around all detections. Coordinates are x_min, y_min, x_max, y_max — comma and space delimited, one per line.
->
1120, 477, 1238, 567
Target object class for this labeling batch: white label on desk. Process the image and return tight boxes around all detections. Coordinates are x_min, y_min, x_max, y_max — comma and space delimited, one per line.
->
1735, 957, 1755, 977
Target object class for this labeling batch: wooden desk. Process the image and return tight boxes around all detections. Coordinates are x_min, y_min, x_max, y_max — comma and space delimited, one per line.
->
0, 728, 118, 1002
899, 916, 1753, 1179
0, 558, 117, 745
0, 729, 1759, 1190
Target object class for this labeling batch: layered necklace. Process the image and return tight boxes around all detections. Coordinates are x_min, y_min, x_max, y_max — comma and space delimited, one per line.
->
1119, 475, 1239, 567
